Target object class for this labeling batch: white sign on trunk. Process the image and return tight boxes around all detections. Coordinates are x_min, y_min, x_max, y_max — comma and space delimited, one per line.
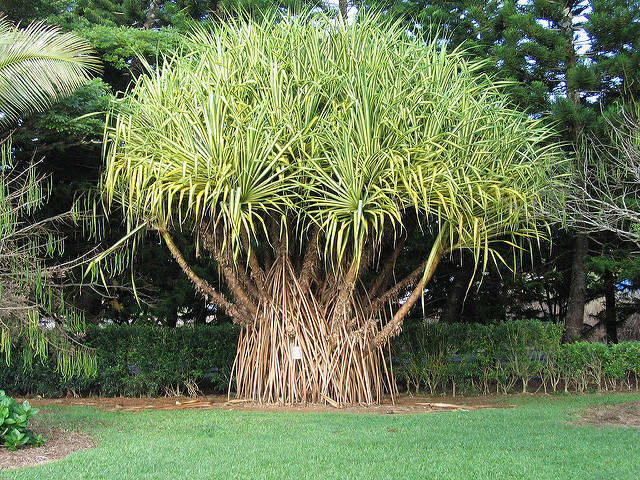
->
292, 345, 302, 360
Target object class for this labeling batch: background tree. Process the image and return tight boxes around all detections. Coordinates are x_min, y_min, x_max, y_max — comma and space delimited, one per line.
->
97, 13, 563, 404
357, 1, 640, 341
0, 16, 100, 374
0, 0, 65, 24
568, 104, 640, 244
355, 0, 502, 57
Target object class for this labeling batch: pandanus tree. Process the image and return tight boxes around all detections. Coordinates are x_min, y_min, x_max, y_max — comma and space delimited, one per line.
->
99, 13, 563, 404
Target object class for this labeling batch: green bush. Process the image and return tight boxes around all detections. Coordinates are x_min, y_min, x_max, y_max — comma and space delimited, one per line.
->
0, 323, 239, 398
4, 320, 640, 398
537, 322, 564, 394
0, 390, 44, 450
615, 342, 640, 389
557, 342, 605, 393
604, 343, 632, 390
392, 319, 639, 395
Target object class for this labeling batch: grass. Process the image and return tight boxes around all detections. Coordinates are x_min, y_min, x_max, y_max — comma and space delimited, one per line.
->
4, 393, 640, 480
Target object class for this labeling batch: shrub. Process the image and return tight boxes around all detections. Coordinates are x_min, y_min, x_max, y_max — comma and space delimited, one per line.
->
0, 390, 44, 450
604, 343, 631, 390
4, 320, 640, 398
391, 319, 640, 396
0, 323, 239, 398
557, 342, 605, 393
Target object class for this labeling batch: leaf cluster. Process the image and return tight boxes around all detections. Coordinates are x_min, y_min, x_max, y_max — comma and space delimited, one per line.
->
0, 16, 100, 131
0, 390, 44, 451
98, 12, 564, 286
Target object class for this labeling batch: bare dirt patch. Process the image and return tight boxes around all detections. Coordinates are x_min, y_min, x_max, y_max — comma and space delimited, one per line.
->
0, 411, 95, 471
577, 401, 640, 428
20, 393, 503, 414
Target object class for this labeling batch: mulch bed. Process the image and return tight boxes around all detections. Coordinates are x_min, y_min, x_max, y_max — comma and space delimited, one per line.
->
15, 393, 505, 414
576, 400, 640, 428
0, 416, 95, 471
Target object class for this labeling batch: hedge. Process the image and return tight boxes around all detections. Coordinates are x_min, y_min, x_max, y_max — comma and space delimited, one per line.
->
0, 324, 239, 398
3, 320, 639, 398
392, 319, 640, 396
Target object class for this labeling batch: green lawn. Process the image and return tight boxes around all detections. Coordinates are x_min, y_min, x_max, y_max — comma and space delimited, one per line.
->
4, 394, 640, 480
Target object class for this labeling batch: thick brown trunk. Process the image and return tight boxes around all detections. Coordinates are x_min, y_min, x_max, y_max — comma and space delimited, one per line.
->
241, 228, 266, 295
331, 259, 359, 328
233, 255, 386, 405
562, 3, 589, 343
160, 228, 256, 326
564, 232, 588, 342
604, 269, 618, 344
439, 252, 475, 324
205, 229, 259, 315
143, 0, 162, 30
129, 1, 162, 75
338, 0, 348, 20
299, 225, 320, 290
177, 220, 450, 405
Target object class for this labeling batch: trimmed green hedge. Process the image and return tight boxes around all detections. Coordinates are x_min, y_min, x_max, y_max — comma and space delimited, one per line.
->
0, 324, 239, 398
4, 320, 639, 398
392, 320, 640, 396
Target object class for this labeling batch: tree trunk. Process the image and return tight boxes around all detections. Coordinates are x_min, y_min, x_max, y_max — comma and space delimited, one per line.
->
439, 253, 475, 324
166, 223, 447, 405
129, 0, 163, 75
165, 314, 178, 328
234, 233, 447, 404
232, 254, 386, 405
562, 4, 589, 344
143, 0, 163, 30
604, 269, 618, 344
564, 232, 588, 342
338, 0, 348, 20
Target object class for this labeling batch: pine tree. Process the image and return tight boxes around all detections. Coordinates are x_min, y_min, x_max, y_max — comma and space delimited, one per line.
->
496, 0, 640, 341
356, 1, 640, 340
587, 0, 640, 106
355, 0, 502, 56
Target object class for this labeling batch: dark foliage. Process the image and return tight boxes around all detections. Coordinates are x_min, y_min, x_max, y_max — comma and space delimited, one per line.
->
1, 324, 239, 397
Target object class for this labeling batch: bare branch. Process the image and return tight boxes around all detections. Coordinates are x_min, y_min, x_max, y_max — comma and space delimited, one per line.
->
560, 113, 640, 245
158, 227, 251, 323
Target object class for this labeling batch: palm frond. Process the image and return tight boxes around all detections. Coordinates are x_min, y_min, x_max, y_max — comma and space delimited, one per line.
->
0, 17, 100, 129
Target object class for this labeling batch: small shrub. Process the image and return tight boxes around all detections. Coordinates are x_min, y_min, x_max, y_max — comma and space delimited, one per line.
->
0, 390, 44, 450
603, 343, 628, 390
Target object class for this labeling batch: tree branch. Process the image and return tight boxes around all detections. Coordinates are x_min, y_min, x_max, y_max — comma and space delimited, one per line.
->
158, 228, 250, 323
373, 239, 446, 347
210, 233, 260, 316
364, 258, 427, 318
240, 227, 267, 295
